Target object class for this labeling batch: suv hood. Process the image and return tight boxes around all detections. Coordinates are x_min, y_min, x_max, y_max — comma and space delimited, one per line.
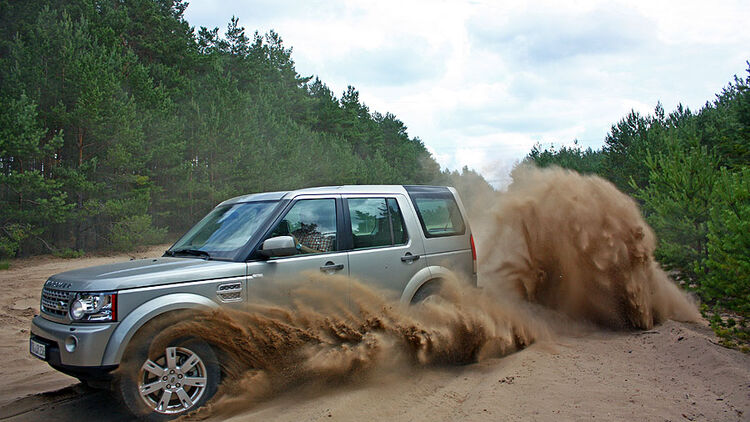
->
46, 258, 247, 291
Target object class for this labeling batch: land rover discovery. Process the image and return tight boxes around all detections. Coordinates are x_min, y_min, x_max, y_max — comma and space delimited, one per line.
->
29, 185, 476, 419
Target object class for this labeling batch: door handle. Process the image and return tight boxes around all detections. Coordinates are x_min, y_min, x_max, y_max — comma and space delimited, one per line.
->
320, 261, 345, 272
401, 253, 420, 263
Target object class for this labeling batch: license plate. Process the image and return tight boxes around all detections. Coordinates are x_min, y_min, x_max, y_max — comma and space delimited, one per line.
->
30, 338, 47, 360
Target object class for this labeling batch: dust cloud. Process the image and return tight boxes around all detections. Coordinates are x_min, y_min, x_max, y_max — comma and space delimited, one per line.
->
158, 165, 699, 419
476, 165, 700, 330
161, 277, 549, 420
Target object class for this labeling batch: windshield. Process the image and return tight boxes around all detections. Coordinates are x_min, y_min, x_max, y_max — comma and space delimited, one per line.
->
169, 201, 278, 260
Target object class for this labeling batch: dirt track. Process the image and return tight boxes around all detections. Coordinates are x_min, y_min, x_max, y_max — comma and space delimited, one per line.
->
0, 250, 748, 421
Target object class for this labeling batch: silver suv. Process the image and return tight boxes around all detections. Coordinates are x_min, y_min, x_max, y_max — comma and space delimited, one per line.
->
29, 185, 476, 419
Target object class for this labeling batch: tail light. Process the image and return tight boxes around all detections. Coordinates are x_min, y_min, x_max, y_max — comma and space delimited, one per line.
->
470, 234, 477, 274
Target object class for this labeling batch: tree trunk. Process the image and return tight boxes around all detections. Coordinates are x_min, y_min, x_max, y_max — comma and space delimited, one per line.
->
76, 127, 84, 250
77, 128, 84, 167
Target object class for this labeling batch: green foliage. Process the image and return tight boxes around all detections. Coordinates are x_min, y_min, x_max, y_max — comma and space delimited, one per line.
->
706, 306, 750, 352
0, 223, 33, 259
0, 93, 71, 257
699, 73, 750, 168
525, 142, 604, 175
602, 105, 669, 194
0, 1, 457, 256
108, 214, 167, 252
699, 168, 750, 314
53, 247, 85, 259
631, 139, 719, 282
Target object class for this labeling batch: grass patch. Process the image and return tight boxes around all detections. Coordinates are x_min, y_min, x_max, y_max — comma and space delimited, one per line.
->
703, 306, 750, 353
52, 248, 85, 259
0, 260, 9, 270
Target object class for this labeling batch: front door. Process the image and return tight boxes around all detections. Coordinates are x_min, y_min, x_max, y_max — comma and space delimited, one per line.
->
245, 196, 349, 296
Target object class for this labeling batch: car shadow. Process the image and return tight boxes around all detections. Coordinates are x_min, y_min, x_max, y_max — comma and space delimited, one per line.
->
0, 384, 132, 421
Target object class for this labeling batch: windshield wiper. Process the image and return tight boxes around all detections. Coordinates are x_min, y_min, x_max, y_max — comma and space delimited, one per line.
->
167, 248, 211, 260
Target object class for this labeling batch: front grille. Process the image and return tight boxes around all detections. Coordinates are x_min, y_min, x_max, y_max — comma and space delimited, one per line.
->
41, 287, 72, 317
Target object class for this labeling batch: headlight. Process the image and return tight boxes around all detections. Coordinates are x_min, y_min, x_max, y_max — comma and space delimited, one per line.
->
69, 292, 117, 322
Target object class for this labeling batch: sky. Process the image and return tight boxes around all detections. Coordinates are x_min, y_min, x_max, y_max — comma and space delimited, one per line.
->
183, 0, 750, 187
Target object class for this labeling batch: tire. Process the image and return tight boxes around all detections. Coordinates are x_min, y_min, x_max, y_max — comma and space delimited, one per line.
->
411, 280, 445, 304
116, 336, 220, 421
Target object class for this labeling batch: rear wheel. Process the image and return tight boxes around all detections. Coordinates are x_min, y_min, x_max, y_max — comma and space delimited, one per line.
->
411, 280, 445, 305
117, 337, 220, 420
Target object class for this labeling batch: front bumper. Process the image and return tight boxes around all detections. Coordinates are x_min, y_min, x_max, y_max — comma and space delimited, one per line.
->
30, 315, 118, 368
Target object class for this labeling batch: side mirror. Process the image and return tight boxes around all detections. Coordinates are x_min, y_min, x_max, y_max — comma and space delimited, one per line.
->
259, 236, 298, 258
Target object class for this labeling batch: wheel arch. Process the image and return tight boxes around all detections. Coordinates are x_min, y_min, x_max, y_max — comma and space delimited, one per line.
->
400, 265, 459, 303
102, 293, 219, 366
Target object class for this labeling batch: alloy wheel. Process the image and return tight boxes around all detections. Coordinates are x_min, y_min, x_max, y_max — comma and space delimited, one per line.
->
137, 346, 208, 415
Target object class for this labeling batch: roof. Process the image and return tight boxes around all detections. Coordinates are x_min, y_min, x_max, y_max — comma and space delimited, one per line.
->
219, 184, 450, 205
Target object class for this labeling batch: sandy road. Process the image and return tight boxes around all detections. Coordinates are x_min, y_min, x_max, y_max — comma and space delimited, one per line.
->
1, 321, 748, 421
0, 251, 748, 421
195, 321, 750, 421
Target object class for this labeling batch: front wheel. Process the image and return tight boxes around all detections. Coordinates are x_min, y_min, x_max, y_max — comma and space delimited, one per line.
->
117, 337, 220, 420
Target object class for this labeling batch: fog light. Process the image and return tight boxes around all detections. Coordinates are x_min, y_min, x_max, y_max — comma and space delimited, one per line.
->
65, 335, 77, 353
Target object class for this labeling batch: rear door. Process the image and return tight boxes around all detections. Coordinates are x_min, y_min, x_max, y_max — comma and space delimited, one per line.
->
344, 194, 427, 294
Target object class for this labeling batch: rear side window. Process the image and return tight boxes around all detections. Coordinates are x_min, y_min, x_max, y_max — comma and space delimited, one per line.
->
411, 193, 465, 237
348, 197, 408, 249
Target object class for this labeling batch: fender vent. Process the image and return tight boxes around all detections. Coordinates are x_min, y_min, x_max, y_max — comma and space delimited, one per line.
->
216, 282, 242, 303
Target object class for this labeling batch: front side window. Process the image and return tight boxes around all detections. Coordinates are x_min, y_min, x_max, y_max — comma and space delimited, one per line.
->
267, 199, 337, 255
169, 201, 278, 259
348, 197, 408, 249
